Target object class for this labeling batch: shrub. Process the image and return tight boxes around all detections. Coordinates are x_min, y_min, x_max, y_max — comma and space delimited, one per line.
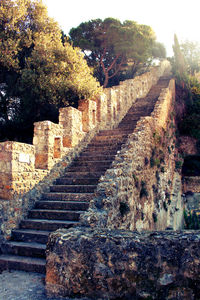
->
175, 160, 183, 170
184, 210, 200, 229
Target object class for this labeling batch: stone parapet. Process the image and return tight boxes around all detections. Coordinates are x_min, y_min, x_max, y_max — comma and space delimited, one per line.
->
81, 78, 183, 231
46, 227, 200, 300
0, 141, 35, 200
0, 60, 171, 237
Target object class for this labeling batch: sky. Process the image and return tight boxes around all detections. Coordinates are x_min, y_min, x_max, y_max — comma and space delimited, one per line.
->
42, 0, 200, 56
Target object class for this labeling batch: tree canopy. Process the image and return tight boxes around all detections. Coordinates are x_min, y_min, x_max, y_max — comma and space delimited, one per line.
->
0, 0, 100, 142
69, 18, 164, 87
172, 34, 200, 143
180, 40, 200, 76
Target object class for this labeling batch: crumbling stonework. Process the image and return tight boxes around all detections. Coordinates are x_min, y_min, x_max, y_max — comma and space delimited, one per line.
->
46, 227, 200, 300
183, 176, 200, 193
0, 60, 170, 238
179, 136, 198, 156
81, 78, 184, 231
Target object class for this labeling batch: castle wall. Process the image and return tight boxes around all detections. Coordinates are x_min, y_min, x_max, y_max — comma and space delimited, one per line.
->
0, 60, 171, 238
81, 78, 184, 231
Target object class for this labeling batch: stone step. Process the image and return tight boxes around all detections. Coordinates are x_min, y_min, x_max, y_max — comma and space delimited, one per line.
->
71, 160, 112, 167
68, 165, 110, 172
98, 129, 133, 136
77, 155, 115, 162
87, 142, 123, 148
117, 124, 138, 129
42, 192, 94, 202
11, 229, 50, 244
56, 177, 99, 185
35, 200, 89, 211
120, 117, 141, 122
50, 185, 96, 193
81, 150, 118, 157
62, 171, 103, 178
0, 75, 170, 274
28, 209, 82, 221
20, 219, 78, 231
88, 138, 126, 145
5, 241, 46, 258
0, 255, 46, 273
93, 134, 128, 141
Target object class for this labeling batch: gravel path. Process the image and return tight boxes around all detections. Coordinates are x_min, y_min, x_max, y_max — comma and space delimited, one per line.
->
0, 270, 91, 300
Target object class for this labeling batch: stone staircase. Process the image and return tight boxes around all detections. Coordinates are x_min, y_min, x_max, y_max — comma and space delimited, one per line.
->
0, 76, 170, 273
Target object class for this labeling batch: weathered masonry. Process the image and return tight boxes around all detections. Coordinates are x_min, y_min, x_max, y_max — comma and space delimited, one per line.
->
0, 60, 170, 238
2, 60, 199, 299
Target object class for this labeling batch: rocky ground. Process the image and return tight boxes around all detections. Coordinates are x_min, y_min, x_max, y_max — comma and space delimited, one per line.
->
0, 270, 91, 300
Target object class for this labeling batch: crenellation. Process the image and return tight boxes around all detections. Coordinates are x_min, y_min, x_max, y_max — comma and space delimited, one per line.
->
93, 93, 107, 123
0, 60, 172, 238
78, 99, 97, 132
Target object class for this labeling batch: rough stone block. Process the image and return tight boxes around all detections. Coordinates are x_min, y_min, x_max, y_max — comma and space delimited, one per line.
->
35, 153, 48, 169
46, 227, 200, 300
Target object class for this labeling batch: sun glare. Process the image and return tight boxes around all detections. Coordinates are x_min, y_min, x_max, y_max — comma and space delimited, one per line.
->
43, 0, 200, 56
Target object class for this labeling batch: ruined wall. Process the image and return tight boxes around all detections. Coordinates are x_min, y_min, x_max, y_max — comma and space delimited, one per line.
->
183, 177, 200, 193
46, 227, 200, 300
178, 135, 200, 207
0, 60, 171, 238
81, 78, 184, 231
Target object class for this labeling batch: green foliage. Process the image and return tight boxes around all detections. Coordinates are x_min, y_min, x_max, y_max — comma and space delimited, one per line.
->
119, 202, 130, 217
153, 131, 162, 144
179, 113, 200, 139
0, 0, 100, 142
132, 173, 139, 188
184, 210, 200, 229
180, 40, 200, 75
177, 78, 200, 138
175, 160, 183, 170
172, 36, 200, 142
172, 34, 187, 76
151, 42, 166, 59
150, 157, 160, 168
69, 18, 161, 87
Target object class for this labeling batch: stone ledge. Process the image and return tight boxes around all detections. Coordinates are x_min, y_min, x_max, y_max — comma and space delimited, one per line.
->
46, 227, 200, 300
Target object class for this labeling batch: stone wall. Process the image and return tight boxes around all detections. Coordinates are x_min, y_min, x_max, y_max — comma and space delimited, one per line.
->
0, 60, 170, 238
81, 78, 184, 231
183, 177, 200, 193
178, 136, 200, 203
46, 227, 200, 300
